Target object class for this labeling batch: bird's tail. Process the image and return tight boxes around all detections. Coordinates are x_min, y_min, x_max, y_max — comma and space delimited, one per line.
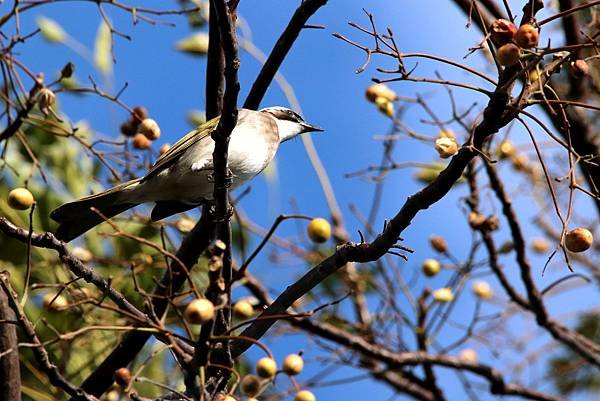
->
51, 178, 142, 242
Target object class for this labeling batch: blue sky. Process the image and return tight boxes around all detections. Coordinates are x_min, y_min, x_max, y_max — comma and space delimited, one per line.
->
4, 0, 598, 400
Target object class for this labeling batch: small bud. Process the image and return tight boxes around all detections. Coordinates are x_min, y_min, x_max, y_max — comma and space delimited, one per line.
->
138, 118, 161, 140
531, 238, 551, 254
422, 259, 441, 277
472, 281, 494, 300
240, 375, 261, 396
490, 19, 517, 46
60, 62, 75, 79
429, 235, 448, 253
132, 133, 151, 150
295, 390, 316, 401
282, 354, 304, 376
307, 218, 331, 244
435, 137, 458, 159
458, 349, 478, 364
184, 299, 215, 324
432, 287, 454, 303
256, 357, 277, 378
569, 59, 589, 78
565, 228, 593, 253
233, 300, 254, 319
37, 87, 56, 111
114, 367, 132, 387
496, 43, 521, 67
498, 241, 514, 254
7, 188, 35, 210
515, 24, 539, 48
366, 84, 397, 103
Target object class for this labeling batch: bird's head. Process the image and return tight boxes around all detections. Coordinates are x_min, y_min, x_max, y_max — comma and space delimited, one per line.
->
260, 106, 323, 143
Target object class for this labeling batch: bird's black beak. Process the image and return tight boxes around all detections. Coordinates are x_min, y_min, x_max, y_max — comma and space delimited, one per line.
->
301, 122, 324, 133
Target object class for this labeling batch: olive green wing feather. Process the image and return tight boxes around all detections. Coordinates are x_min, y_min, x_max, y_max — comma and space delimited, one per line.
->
142, 116, 220, 182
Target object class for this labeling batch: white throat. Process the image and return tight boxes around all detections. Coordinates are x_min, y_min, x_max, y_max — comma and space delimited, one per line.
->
275, 119, 304, 143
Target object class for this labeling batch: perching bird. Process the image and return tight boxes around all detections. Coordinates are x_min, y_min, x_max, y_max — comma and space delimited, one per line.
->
51, 107, 323, 241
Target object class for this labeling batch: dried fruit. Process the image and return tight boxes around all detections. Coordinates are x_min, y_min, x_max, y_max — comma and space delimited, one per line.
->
132, 133, 151, 150
435, 137, 458, 158
37, 87, 56, 111
132, 106, 148, 122
437, 129, 456, 140
8, 188, 34, 210
472, 281, 494, 300
432, 288, 454, 303
114, 367, 132, 387
159, 143, 171, 156
175, 217, 195, 233
176, 32, 210, 55
496, 43, 521, 66
365, 83, 397, 103
240, 375, 261, 396
295, 390, 316, 401
515, 24, 539, 48
468, 212, 486, 229
565, 228, 593, 253
120, 120, 138, 137
233, 300, 254, 319
138, 118, 161, 140
307, 218, 331, 244
184, 299, 215, 324
429, 235, 448, 253
490, 19, 517, 46
282, 354, 304, 376
256, 357, 277, 378
422, 259, 441, 277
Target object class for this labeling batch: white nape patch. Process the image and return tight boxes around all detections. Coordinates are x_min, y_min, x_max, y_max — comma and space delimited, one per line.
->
191, 160, 210, 172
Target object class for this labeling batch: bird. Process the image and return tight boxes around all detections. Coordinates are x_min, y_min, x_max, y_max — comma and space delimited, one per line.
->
51, 106, 323, 242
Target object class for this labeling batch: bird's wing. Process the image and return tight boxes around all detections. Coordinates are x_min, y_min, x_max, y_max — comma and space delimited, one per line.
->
142, 116, 220, 182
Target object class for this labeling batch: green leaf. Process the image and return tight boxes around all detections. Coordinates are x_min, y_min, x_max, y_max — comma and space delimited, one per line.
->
37, 16, 66, 43
94, 20, 113, 76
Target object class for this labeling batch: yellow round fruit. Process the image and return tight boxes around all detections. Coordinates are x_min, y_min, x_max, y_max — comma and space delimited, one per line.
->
365, 83, 397, 103
7, 188, 34, 210
515, 24, 539, 48
434, 137, 458, 159
43, 293, 68, 311
496, 141, 516, 159
240, 375, 261, 396
233, 300, 254, 319
496, 43, 521, 67
184, 298, 215, 324
422, 259, 441, 277
295, 390, 316, 401
432, 288, 454, 303
307, 218, 331, 244
531, 238, 551, 254
282, 354, 304, 376
565, 228, 593, 253
458, 348, 478, 364
256, 357, 277, 378
472, 281, 493, 300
